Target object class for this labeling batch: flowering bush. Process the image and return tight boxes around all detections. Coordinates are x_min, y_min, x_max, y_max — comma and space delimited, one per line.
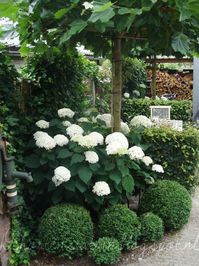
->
25, 108, 164, 211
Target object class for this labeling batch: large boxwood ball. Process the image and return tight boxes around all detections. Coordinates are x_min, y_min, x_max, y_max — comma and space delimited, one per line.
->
140, 212, 164, 242
38, 204, 93, 258
98, 204, 141, 250
139, 180, 192, 230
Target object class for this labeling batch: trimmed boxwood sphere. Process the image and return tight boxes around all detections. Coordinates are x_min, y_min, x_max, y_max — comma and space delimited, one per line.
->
98, 204, 141, 250
139, 180, 192, 230
140, 212, 164, 242
89, 237, 121, 265
38, 204, 93, 258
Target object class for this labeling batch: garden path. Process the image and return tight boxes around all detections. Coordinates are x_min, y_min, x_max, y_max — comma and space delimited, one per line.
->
124, 188, 199, 266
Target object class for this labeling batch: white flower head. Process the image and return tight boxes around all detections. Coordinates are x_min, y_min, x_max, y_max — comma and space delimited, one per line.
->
121, 122, 130, 135
58, 108, 75, 118
92, 181, 111, 196
54, 134, 69, 146
78, 117, 89, 123
78, 135, 98, 148
36, 134, 56, 150
130, 115, 152, 128
35, 120, 49, 129
33, 131, 48, 140
133, 90, 140, 97
106, 142, 128, 155
84, 151, 99, 164
88, 132, 104, 145
96, 113, 112, 128
124, 92, 130, 98
105, 132, 129, 149
128, 146, 145, 160
52, 166, 71, 186
145, 96, 150, 100
62, 121, 71, 127
83, 2, 93, 9
152, 164, 164, 173
66, 124, 84, 138
155, 96, 160, 100
142, 156, 153, 166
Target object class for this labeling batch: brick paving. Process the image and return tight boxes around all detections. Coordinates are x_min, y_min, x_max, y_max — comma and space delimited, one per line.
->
126, 188, 199, 266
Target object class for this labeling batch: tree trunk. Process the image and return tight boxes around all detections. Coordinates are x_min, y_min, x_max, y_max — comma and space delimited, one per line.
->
111, 36, 122, 132
92, 79, 96, 106
151, 55, 157, 99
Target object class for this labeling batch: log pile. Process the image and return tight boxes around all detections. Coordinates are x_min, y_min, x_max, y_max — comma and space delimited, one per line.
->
147, 70, 193, 100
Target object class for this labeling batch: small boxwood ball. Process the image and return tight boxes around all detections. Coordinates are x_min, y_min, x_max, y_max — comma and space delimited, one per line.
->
98, 204, 141, 250
140, 212, 164, 242
89, 237, 121, 265
139, 180, 192, 230
38, 204, 93, 258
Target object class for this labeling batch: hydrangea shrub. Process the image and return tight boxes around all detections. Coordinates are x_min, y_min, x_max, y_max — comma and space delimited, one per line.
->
25, 108, 164, 211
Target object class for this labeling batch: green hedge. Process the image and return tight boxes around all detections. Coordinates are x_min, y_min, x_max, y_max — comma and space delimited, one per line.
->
141, 127, 199, 190
122, 99, 192, 122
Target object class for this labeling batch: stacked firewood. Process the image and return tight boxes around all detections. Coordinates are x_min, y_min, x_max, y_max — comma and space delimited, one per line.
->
147, 70, 193, 100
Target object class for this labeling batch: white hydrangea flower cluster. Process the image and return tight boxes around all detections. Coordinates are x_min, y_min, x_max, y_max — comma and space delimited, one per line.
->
89, 132, 104, 145
62, 121, 71, 127
66, 124, 84, 138
130, 115, 152, 128
105, 132, 129, 155
92, 181, 111, 196
141, 156, 153, 166
133, 90, 140, 97
71, 131, 104, 148
54, 134, 69, 146
152, 164, 164, 173
52, 166, 71, 186
124, 92, 130, 98
33, 131, 48, 140
84, 151, 99, 164
78, 117, 89, 123
35, 120, 49, 129
121, 122, 130, 135
58, 108, 75, 118
96, 113, 112, 128
128, 146, 145, 160
35, 133, 56, 150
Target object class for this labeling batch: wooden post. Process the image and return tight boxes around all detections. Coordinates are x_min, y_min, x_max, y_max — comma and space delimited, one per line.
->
151, 55, 157, 99
111, 36, 122, 132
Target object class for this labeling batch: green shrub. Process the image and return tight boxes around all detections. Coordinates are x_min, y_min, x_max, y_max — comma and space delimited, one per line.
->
98, 204, 141, 249
38, 204, 93, 258
139, 180, 192, 230
122, 98, 192, 122
141, 127, 199, 190
89, 237, 121, 265
122, 57, 147, 97
140, 212, 164, 242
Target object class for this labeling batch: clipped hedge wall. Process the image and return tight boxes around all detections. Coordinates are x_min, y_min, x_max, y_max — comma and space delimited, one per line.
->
122, 99, 192, 122
141, 127, 199, 191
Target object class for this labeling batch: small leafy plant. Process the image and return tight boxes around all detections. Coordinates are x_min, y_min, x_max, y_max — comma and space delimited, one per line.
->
89, 237, 121, 265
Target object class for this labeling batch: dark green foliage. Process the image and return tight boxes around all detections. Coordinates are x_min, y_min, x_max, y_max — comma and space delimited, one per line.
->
38, 204, 94, 258
122, 98, 192, 122
89, 237, 121, 265
122, 58, 147, 97
140, 212, 164, 242
141, 127, 199, 190
98, 204, 141, 250
139, 180, 192, 230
